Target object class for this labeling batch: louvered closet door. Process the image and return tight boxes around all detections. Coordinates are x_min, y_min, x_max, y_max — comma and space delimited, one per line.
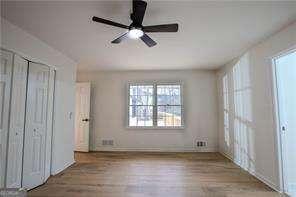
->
0, 50, 13, 188
6, 54, 28, 188
22, 62, 49, 189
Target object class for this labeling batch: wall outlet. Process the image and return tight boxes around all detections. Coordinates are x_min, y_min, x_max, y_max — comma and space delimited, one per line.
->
102, 140, 114, 146
196, 141, 207, 147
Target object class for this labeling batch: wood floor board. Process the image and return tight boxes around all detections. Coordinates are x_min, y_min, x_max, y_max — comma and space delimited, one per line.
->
28, 152, 281, 197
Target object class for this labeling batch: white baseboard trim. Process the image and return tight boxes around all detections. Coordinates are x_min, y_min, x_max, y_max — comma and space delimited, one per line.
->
249, 169, 281, 192
51, 159, 75, 175
219, 150, 281, 192
219, 151, 233, 161
94, 146, 218, 152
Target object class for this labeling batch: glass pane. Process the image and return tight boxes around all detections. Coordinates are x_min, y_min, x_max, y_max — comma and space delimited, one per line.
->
130, 95, 153, 105
129, 84, 154, 106
224, 111, 229, 128
130, 85, 153, 95
157, 95, 168, 105
172, 95, 180, 105
157, 106, 182, 127
137, 85, 153, 95
148, 87, 154, 95
130, 86, 138, 95
173, 106, 182, 126
137, 96, 147, 105
157, 85, 181, 105
130, 95, 137, 105
138, 86, 146, 95
147, 96, 153, 105
172, 86, 180, 95
145, 109, 153, 126
129, 106, 153, 126
130, 85, 154, 105
138, 106, 153, 126
157, 106, 165, 126
129, 106, 137, 126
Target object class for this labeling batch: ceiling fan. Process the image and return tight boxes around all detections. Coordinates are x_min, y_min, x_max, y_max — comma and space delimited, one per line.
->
92, 0, 178, 47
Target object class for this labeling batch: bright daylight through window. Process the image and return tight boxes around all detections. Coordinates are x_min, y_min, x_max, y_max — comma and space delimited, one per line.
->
128, 84, 183, 128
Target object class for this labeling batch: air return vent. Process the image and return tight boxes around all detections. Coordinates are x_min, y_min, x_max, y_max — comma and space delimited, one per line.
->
102, 140, 114, 146
196, 141, 207, 147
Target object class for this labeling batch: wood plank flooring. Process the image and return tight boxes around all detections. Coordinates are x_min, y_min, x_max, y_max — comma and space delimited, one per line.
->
29, 152, 282, 197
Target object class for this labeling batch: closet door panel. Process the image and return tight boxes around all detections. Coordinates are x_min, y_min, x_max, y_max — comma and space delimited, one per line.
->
44, 69, 55, 181
23, 62, 49, 189
6, 55, 28, 188
0, 50, 13, 188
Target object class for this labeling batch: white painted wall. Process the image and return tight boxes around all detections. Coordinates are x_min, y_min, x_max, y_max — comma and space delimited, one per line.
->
217, 21, 296, 191
1, 18, 77, 174
77, 70, 218, 152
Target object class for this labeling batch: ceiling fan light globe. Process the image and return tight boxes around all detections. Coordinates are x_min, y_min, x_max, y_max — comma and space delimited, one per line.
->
128, 29, 144, 39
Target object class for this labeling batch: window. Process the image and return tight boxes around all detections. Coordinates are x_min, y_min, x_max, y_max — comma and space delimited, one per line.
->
222, 74, 230, 147
128, 83, 183, 128
129, 85, 154, 127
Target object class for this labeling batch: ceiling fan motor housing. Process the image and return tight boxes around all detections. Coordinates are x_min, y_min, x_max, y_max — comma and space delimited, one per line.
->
130, 14, 142, 28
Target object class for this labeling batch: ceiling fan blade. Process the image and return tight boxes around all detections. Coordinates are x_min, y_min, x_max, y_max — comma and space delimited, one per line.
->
143, 24, 178, 32
92, 16, 129, 29
132, 0, 147, 25
111, 32, 130, 44
140, 34, 157, 47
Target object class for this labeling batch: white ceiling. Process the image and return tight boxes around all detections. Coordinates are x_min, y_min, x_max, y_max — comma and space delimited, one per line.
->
1, 1, 296, 71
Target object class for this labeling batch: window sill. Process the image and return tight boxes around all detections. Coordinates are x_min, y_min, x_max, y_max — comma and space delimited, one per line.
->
126, 126, 185, 130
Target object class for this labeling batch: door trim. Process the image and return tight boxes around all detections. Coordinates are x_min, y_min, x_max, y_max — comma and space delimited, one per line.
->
50, 70, 56, 176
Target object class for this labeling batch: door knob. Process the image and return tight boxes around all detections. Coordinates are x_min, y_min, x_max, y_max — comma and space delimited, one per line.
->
282, 126, 286, 131
82, 118, 89, 122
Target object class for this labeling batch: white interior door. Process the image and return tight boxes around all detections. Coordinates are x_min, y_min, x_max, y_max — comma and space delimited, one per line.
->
75, 82, 90, 152
23, 62, 49, 189
6, 54, 28, 188
275, 51, 296, 196
0, 50, 13, 188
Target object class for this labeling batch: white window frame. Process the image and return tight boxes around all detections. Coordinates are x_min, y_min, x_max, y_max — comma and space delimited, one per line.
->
126, 82, 185, 130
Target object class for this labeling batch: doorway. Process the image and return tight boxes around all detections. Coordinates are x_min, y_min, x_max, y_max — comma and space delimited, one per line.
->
274, 50, 296, 196
74, 82, 91, 152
